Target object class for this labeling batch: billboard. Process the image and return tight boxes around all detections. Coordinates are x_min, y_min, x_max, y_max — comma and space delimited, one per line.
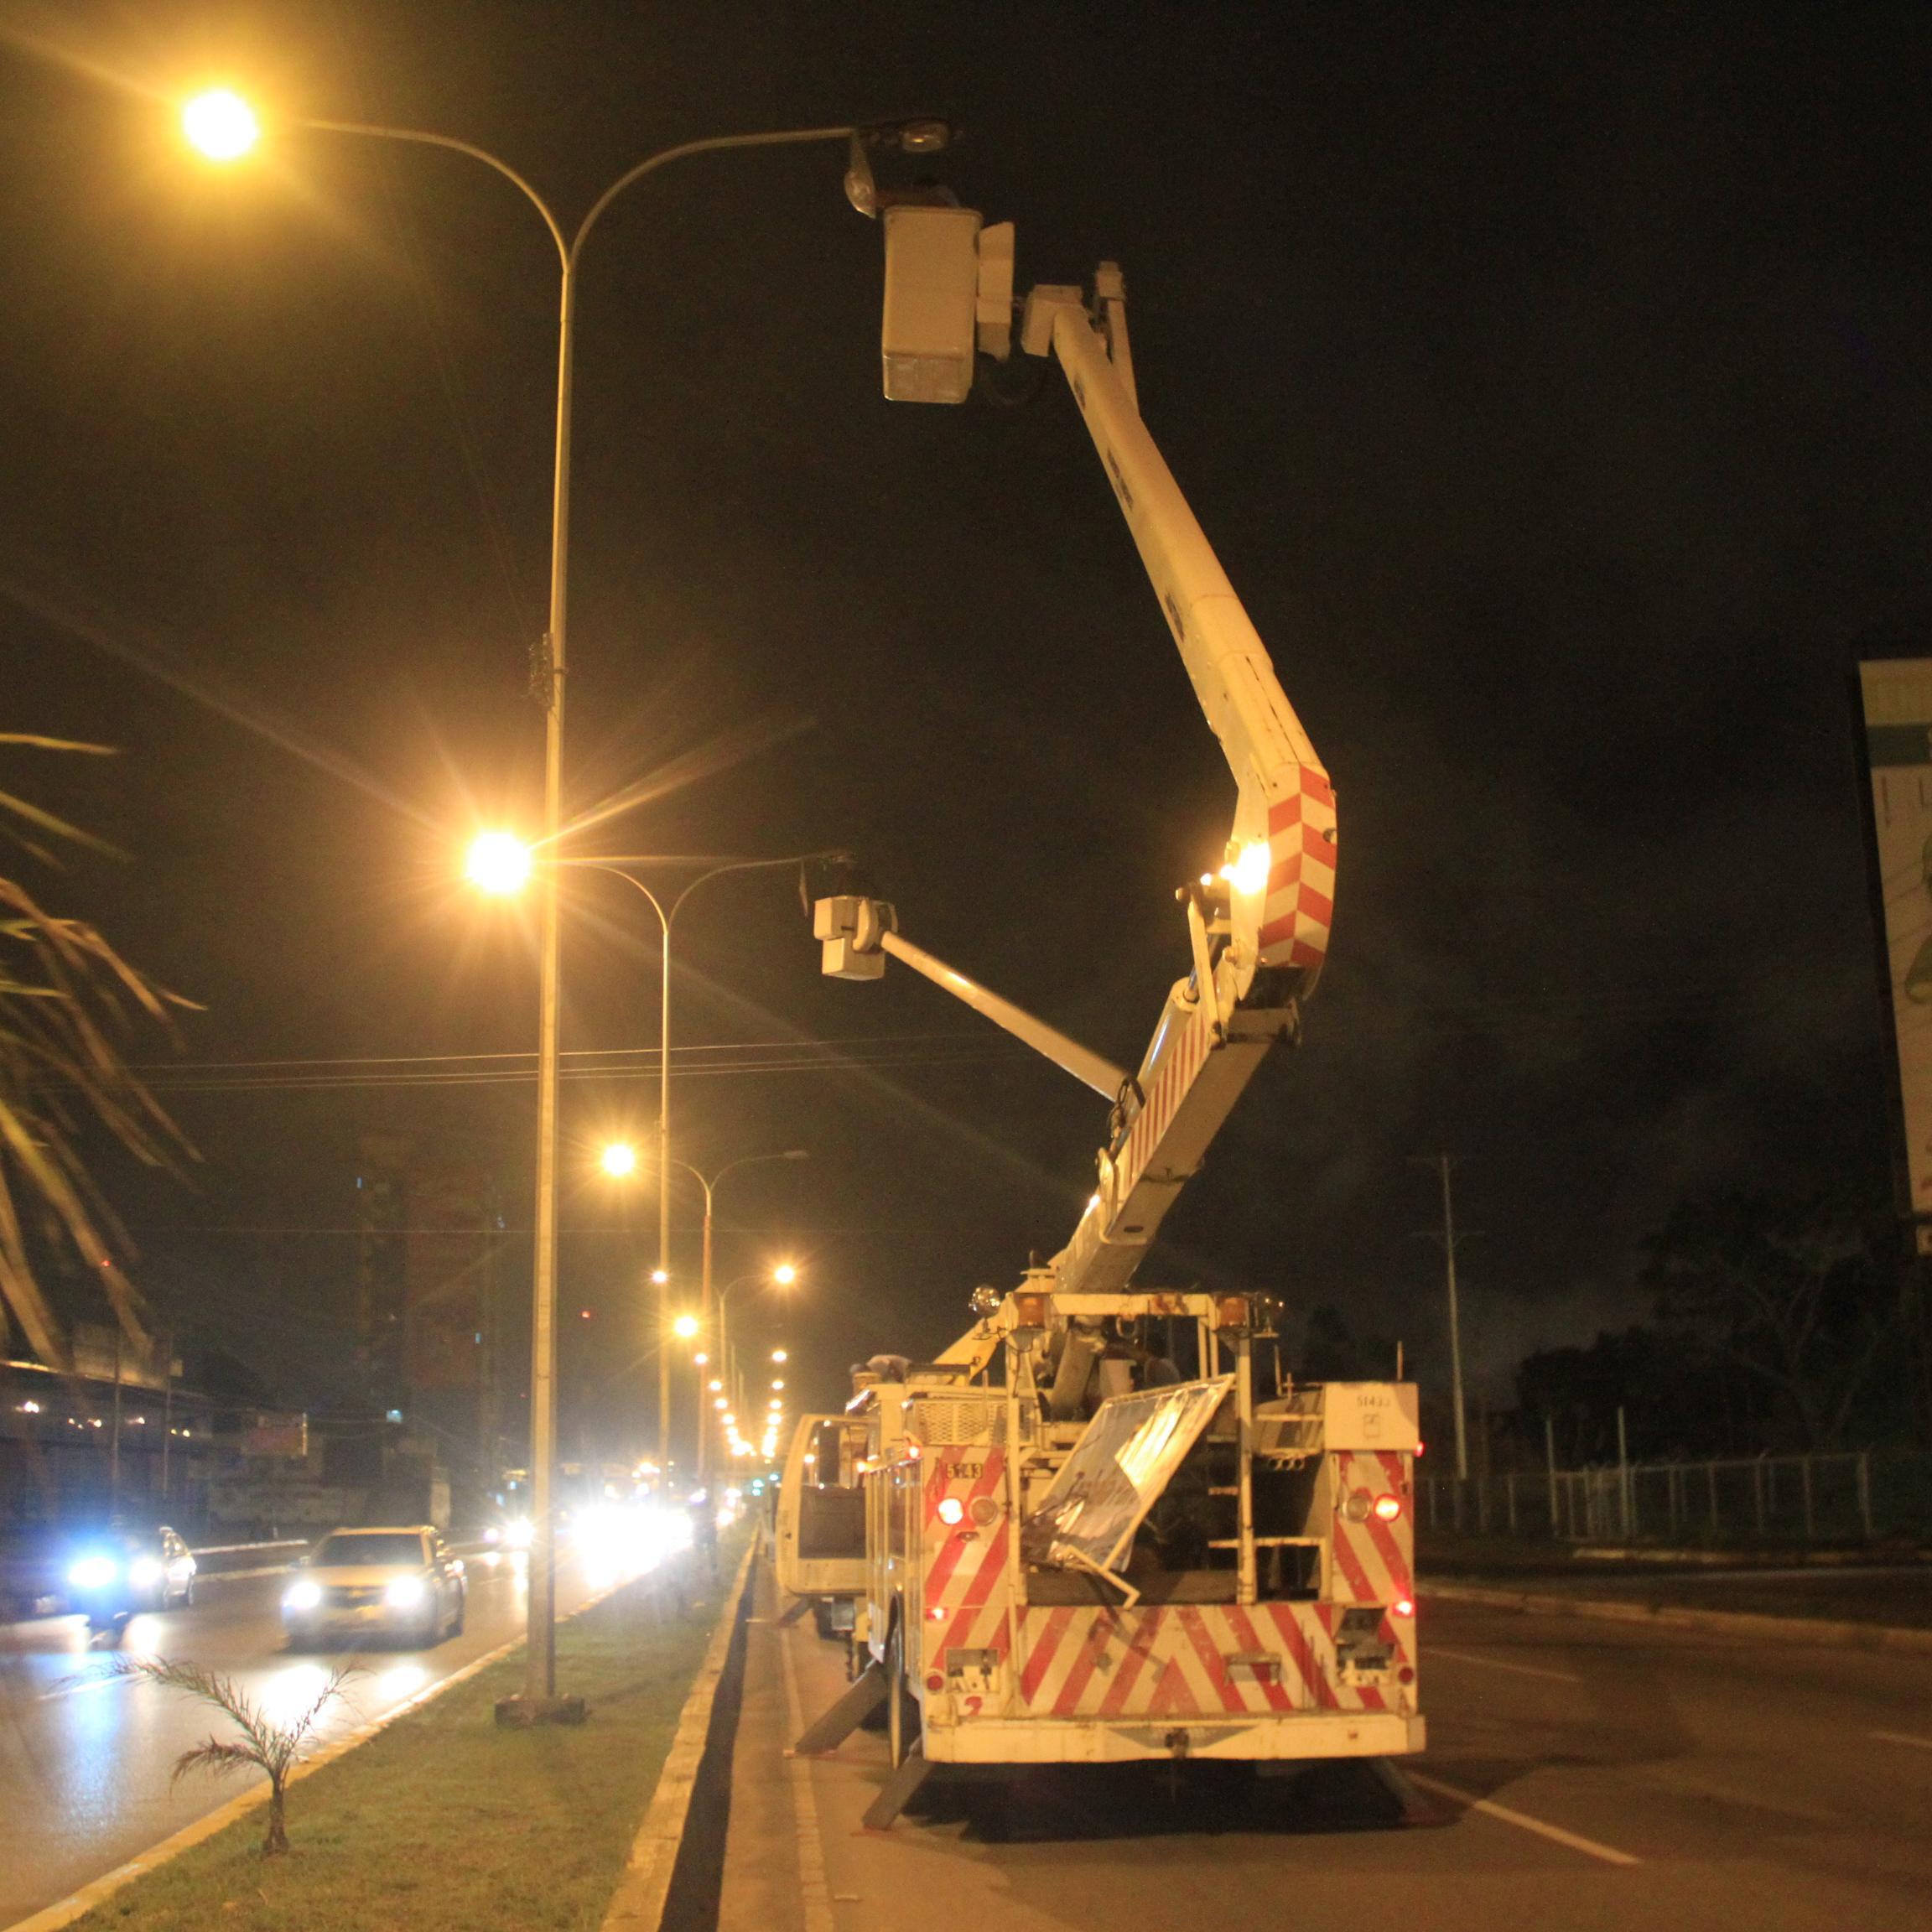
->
1857, 658, 1932, 1240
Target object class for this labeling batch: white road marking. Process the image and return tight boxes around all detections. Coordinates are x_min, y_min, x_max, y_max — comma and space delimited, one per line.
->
1870, 1729, 1932, 1752
1406, 1771, 1640, 1866
776, 1611, 836, 1932
38, 1676, 127, 1703
1428, 1644, 1584, 1685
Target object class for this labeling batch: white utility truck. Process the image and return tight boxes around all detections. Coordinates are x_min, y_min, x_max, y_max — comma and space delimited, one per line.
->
777, 161, 1423, 1826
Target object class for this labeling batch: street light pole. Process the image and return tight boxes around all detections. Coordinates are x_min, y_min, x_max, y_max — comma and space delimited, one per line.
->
663, 1150, 808, 1479
253, 116, 856, 1717
578, 854, 836, 1475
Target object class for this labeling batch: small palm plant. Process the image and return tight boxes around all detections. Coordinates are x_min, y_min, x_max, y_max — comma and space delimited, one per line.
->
91, 1656, 356, 1854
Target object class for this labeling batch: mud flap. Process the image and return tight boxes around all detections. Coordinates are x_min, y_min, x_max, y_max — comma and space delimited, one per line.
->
861, 1738, 933, 1831
789, 1658, 887, 1756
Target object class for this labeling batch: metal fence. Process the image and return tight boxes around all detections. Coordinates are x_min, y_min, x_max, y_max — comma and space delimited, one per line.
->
1420, 1449, 1932, 1545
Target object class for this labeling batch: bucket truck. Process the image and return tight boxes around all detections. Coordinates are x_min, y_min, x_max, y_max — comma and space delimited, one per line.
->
776, 174, 1423, 1828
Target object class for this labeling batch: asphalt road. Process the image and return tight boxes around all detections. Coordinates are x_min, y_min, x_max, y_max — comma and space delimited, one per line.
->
723, 1569, 1932, 1932
0, 1539, 631, 1927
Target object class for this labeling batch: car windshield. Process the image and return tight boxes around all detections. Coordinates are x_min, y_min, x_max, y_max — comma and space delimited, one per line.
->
312, 1532, 424, 1567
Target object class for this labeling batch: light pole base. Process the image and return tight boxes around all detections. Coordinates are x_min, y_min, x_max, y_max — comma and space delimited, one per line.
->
494, 1694, 589, 1728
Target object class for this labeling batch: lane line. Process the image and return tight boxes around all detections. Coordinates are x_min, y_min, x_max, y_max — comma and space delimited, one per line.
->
1427, 1644, 1584, 1685
38, 1677, 127, 1704
776, 1600, 837, 1932
1406, 1771, 1640, 1867
1870, 1729, 1932, 1752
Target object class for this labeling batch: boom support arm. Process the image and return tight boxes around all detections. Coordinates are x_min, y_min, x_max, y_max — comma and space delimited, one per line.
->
1026, 280, 1336, 1001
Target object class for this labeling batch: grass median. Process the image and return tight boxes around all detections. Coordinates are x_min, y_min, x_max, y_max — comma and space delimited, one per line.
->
70, 1530, 750, 1932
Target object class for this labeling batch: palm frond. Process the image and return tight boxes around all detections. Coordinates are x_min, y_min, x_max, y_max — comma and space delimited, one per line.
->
0, 756, 196, 1361
172, 1737, 262, 1788
0, 788, 126, 861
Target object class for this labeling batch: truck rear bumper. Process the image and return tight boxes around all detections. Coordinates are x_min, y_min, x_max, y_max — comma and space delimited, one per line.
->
924, 1710, 1424, 1765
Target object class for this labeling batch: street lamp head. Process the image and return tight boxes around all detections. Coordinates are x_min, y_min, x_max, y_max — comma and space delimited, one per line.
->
467, 830, 533, 895
772, 1262, 798, 1287
782, 1148, 810, 1161
672, 1313, 699, 1340
600, 1140, 637, 1178
771, 1348, 788, 1363
183, 89, 261, 162
651, 1268, 669, 1286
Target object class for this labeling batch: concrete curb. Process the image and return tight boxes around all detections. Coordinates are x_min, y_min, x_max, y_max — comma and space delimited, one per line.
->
3, 1568, 639, 1932
1425, 1581, 1932, 1654
601, 1539, 760, 1931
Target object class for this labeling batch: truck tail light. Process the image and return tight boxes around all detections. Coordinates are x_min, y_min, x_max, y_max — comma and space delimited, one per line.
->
1392, 1597, 1415, 1618
925, 1671, 944, 1692
937, 1497, 964, 1526
1373, 1494, 1403, 1523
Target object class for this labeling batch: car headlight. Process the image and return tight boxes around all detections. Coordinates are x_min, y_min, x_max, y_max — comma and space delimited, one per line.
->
504, 1518, 533, 1551
384, 1576, 427, 1608
283, 1580, 323, 1612
129, 1556, 164, 1590
68, 1555, 117, 1590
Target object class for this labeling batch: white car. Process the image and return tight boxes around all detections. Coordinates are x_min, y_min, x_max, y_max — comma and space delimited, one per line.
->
282, 1526, 466, 1649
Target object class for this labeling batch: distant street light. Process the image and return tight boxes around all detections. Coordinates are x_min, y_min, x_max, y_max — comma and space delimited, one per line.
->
599, 1140, 637, 1178
771, 1348, 788, 1363
657, 1153, 808, 1480
672, 1313, 700, 1341
572, 855, 838, 1470
717, 1263, 802, 1452
181, 91, 896, 1722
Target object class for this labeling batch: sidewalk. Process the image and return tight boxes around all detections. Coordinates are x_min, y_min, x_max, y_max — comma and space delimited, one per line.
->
721, 1557, 1002, 1932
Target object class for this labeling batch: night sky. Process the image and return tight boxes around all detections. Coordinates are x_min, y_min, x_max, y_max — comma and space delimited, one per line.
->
2, 4, 1925, 1446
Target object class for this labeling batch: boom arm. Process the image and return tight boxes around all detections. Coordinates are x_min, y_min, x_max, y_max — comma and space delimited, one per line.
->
834, 216, 1338, 1302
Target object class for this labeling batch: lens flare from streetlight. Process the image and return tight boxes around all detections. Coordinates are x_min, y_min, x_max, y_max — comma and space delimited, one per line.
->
600, 1141, 637, 1178
183, 89, 260, 161
467, 830, 532, 895
773, 1262, 797, 1286
672, 1314, 699, 1340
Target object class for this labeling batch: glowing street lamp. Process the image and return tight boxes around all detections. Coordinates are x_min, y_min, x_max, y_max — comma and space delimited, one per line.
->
600, 1140, 637, 1178
771, 1348, 788, 1363
672, 1313, 699, 1341
467, 830, 534, 896
772, 1262, 798, 1286
182, 89, 260, 162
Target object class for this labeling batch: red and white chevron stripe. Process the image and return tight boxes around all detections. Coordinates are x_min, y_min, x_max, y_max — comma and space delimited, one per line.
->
1002, 1602, 1395, 1718
1114, 1004, 1214, 1201
1258, 766, 1336, 977
1329, 1449, 1417, 1679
